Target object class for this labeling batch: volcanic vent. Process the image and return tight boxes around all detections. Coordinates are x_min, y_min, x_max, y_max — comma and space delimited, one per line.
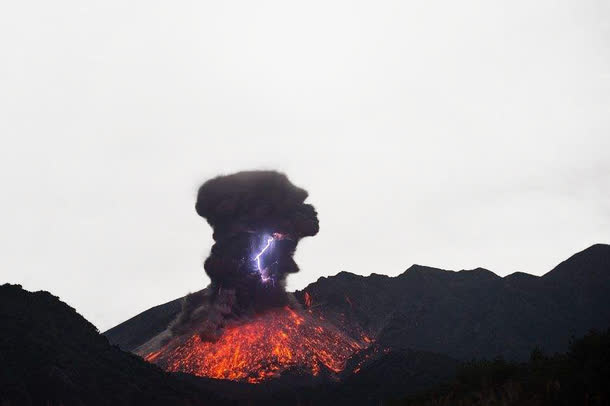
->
139, 171, 369, 382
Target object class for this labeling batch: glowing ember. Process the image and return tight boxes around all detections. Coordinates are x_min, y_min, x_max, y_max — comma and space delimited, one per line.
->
304, 291, 313, 308
144, 307, 367, 383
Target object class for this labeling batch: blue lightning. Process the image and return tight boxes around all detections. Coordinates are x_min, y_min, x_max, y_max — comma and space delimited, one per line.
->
254, 236, 274, 283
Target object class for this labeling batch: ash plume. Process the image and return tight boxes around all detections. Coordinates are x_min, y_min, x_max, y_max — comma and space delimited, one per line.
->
170, 171, 319, 342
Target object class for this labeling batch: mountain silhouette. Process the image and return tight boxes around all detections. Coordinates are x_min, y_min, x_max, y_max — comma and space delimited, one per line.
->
106, 244, 610, 361
0, 283, 226, 406
2, 244, 609, 405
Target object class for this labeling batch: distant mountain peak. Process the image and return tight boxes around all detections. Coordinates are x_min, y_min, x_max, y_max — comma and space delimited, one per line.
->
401, 264, 448, 275
586, 243, 610, 251
335, 270, 361, 279
543, 243, 610, 282
504, 271, 539, 280
399, 265, 500, 282
457, 267, 499, 278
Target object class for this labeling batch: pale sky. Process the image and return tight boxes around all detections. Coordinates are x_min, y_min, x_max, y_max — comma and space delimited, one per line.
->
1, 0, 608, 331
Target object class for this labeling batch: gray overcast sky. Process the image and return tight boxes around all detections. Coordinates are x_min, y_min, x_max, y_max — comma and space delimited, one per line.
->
1, 0, 609, 332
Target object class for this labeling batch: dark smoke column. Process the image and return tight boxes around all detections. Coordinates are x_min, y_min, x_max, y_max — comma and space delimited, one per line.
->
174, 171, 319, 340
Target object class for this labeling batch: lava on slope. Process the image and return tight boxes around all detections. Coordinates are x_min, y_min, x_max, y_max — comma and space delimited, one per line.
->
144, 307, 368, 383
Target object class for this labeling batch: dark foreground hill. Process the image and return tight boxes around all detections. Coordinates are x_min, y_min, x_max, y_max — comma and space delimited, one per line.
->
0, 284, 227, 406
106, 244, 610, 361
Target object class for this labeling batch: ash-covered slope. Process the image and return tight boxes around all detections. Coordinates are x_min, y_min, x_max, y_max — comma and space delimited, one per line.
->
0, 284, 225, 406
106, 244, 610, 361
104, 293, 188, 352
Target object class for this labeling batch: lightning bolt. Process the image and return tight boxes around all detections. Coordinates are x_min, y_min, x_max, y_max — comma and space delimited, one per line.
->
254, 236, 274, 283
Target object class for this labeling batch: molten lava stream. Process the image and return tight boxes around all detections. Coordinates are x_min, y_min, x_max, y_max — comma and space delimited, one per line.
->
144, 307, 366, 383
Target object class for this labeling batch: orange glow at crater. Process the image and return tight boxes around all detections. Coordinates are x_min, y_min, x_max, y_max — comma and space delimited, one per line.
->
144, 307, 368, 383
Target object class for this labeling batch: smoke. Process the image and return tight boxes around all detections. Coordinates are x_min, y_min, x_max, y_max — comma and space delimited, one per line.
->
171, 171, 319, 342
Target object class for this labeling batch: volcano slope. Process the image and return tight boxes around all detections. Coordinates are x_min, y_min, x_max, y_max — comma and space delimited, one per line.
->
107, 244, 610, 363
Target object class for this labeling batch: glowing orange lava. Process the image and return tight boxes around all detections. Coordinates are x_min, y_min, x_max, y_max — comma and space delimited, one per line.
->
144, 307, 367, 383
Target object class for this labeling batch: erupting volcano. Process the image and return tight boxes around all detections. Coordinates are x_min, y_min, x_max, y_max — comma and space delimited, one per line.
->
145, 307, 366, 383
139, 171, 369, 382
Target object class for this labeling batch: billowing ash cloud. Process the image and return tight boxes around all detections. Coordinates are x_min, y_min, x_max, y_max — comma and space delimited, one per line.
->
170, 171, 319, 342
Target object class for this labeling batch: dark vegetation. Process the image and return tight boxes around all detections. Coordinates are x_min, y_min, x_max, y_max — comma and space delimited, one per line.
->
392, 329, 610, 406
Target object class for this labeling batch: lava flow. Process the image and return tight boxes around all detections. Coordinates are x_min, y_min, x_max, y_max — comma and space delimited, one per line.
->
144, 307, 366, 383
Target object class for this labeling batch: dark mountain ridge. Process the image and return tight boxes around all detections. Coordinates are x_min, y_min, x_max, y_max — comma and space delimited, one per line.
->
296, 244, 610, 360
106, 244, 610, 361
